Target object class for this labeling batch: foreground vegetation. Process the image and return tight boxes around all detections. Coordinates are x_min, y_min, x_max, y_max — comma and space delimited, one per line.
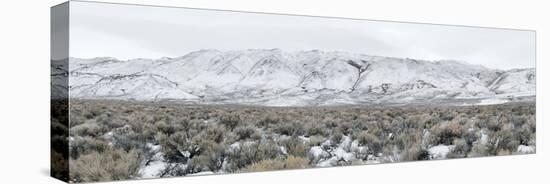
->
67, 100, 535, 182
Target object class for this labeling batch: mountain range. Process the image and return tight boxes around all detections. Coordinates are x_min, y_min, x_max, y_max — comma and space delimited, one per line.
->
59, 49, 535, 106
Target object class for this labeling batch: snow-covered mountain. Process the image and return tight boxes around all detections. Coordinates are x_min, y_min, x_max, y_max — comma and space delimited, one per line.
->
64, 49, 535, 106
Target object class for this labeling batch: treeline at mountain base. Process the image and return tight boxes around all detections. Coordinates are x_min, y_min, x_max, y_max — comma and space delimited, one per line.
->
67, 100, 535, 182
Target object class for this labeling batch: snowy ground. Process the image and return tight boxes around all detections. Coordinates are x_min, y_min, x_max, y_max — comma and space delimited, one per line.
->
139, 143, 168, 178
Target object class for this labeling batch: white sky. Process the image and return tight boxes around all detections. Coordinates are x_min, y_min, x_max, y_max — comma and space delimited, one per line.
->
69, 1, 535, 70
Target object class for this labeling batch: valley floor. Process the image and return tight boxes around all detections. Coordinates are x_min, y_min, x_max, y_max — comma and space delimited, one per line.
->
65, 100, 535, 182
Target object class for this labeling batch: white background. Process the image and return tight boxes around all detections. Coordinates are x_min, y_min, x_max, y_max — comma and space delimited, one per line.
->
0, 0, 547, 183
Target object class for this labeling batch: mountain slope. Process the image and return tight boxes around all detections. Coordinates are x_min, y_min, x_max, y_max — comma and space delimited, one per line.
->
65, 49, 535, 106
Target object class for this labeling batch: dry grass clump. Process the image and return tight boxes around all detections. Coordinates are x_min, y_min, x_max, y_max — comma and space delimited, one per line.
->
239, 156, 309, 172
69, 148, 142, 182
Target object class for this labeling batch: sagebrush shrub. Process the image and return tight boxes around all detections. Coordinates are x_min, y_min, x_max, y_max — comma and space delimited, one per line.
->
400, 146, 429, 161
304, 122, 327, 137
280, 136, 308, 157
201, 142, 226, 172
447, 138, 469, 158
430, 122, 466, 145
257, 115, 280, 128
355, 131, 382, 154
157, 132, 196, 163
469, 143, 489, 157
204, 124, 226, 143
234, 126, 258, 140
70, 148, 142, 182
70, 137, 109, 159
219, 114, 241, 131
225, 141, 280, 172
330, 132, 344, 146
273, 121, 304, 136
70, 121, 103, 137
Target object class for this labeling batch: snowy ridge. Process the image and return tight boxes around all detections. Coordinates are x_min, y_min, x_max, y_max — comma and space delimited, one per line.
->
65, 49, 535, 106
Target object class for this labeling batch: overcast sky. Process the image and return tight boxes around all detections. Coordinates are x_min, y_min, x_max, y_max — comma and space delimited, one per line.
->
69, 1, 535, 70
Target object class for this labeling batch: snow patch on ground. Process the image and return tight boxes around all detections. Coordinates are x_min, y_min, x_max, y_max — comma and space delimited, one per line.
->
188, 171, 215, 176
229, 142, 240, 149
298, 136, 310, 142
140, 160, 167, 178
333, 148, 354, 162
480, 131, 488, 145
139, 143, 168, 178
311, 136, 358, 167
317, 157, 338, 167
477, 98, 510, 105
517, 145, 535, 154
280, 146, 288, 155
309, 146, 329, 160
428, 145, 455, 159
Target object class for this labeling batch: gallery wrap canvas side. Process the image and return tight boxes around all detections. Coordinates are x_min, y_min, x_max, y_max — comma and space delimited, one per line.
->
51, 0, 536, 183
51, 2, 70, 182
